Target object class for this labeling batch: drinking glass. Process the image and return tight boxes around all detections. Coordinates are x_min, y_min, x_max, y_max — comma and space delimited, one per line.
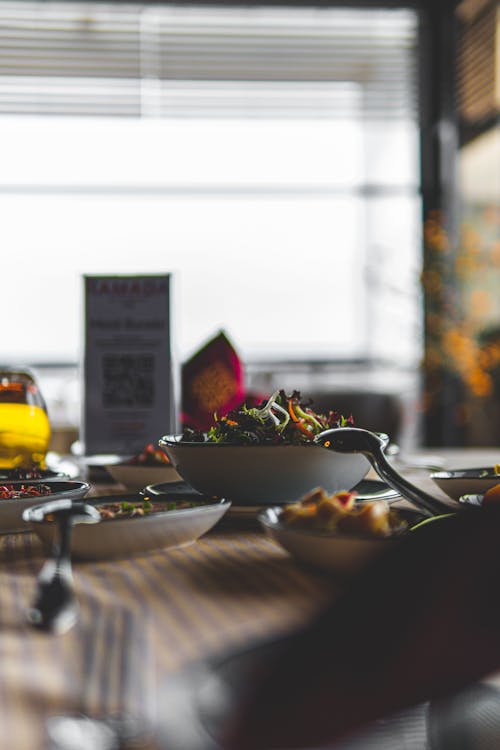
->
0, 368, 51, 468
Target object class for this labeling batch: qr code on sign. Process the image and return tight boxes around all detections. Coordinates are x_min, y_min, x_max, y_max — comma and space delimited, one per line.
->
102, 355, 155, 407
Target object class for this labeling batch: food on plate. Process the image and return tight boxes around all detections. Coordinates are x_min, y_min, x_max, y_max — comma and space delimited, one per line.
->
41, 497, 207, 524
181, 390, 353, 445
479, 464, 500, 477
0, 483, 53, 500
481, 483, 500, 505
281, 487, 406, 538
123, 443, 171, 466
97, 498, 200, 519
95, 497, 206, 520
0, 467, 48, 480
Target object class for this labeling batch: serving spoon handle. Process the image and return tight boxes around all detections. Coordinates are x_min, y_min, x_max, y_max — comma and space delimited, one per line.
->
315, 427, 451, 518
26, 512, 77, 634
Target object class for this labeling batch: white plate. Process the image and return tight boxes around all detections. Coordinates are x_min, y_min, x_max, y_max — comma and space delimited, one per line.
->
259, 505, 422, 577
32, 496, 231, 561
105, 464, 181, 491
431, 468, 500, 502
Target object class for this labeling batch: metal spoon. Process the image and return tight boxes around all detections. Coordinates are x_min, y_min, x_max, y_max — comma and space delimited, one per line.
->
459, 494, 485, 508
314, 427, 452, 517
23, 499, 100, 634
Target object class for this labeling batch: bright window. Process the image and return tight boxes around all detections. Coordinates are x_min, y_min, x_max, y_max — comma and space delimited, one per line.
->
0, 2, 421, 365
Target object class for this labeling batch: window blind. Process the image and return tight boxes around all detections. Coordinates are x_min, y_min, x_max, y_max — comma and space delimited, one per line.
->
0, 2, 419, 118
457, 1, 500, 124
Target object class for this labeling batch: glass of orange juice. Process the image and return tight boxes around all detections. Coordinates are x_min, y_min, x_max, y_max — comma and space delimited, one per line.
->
0, 369, 51, 468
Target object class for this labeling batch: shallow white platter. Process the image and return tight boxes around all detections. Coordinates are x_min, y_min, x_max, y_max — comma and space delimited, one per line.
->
431, 468, 500, 502
105, 463, 181, 491
31, 495, 231, 561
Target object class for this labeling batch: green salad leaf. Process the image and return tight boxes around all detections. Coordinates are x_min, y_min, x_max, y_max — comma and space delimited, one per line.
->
182, 390, 353, 446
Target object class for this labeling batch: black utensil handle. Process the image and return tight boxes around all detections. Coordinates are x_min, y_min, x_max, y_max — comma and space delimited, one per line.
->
367, 445, 452, 517
26, 510, 78, 634
315, 428, 452, 517
26, 561, 78, 634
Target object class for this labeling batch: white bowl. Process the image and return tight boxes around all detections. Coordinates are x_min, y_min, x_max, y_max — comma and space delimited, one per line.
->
105, 463, 181, 491
31, 496, 231, 561
159, 433, 376, 505
0, 480, 90, 533
259, 505, 422, 576
431, 468, 500, 502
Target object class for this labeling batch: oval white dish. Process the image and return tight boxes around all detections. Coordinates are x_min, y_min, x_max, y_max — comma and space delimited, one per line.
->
30, 495, 231, 561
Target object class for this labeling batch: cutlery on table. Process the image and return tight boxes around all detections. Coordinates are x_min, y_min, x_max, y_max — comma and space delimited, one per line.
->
315, 427, 453, 517
23, 499, 100, 634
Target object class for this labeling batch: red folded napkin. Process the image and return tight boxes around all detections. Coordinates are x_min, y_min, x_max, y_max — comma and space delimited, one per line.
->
181, 331, 246, 431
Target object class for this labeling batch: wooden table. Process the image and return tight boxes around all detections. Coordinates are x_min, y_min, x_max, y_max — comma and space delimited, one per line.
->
0, 522, 337, 748
1, 447, 500, 749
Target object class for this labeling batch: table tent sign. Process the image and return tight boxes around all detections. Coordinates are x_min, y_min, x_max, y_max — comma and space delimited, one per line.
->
82, 274, 177, 457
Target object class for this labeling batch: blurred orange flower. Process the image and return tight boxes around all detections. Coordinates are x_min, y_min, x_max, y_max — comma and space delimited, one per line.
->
422, 209, 500, 410
469, 289, 493, 318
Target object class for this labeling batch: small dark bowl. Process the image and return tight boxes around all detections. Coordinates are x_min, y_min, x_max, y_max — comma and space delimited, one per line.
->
142, 480, 213, 501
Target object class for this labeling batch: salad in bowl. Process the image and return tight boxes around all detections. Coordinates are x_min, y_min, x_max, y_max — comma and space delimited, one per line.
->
160, 390, 385, 504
